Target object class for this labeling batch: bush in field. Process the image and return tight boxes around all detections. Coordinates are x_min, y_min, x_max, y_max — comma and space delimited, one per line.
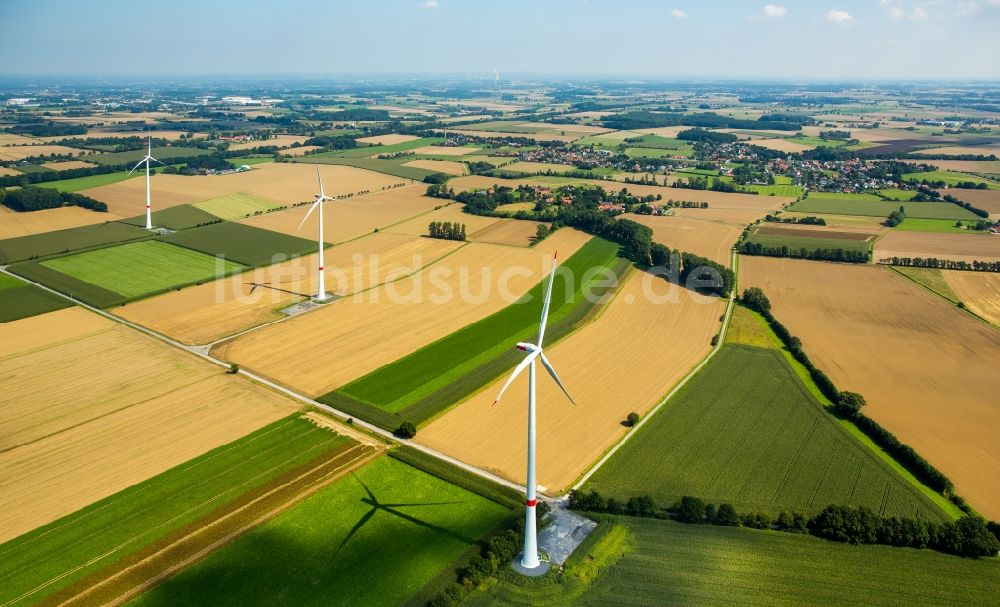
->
836, 391, 866, 417
675, 496, 706, 523
625, 412, 640, 427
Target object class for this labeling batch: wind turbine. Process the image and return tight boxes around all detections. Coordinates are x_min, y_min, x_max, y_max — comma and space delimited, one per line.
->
493, 252, 575, 572
297, 167, 335, 301
127, 136, 164, 230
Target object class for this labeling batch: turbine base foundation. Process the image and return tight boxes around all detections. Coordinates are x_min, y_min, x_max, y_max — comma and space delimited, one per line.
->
511, 553, 550, 577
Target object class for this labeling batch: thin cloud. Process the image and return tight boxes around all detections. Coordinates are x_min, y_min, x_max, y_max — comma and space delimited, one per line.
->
671, 8, 686, 18
880, 0, 928, 20
763, 5, 787, 18
825, 9, 854, 23
417, 0, 439, 9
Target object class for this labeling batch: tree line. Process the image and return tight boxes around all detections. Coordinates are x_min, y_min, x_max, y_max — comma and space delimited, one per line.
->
740, 288, 960, 499
738, 241, 870, 264
427, 221, 467, 241
1, 186, 107, 213
568, 490, 1000, 559
602, 110, 804, 132
879, 257, 1000, 273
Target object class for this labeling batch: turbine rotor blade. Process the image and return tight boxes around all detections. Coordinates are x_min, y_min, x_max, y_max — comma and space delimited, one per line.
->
316, 166, 325, 199
296, 200, 320, 232
493, 349, 540, 406
149, 155, 164, 166
537, 252, 558, 347
539, 351, 575, 405
127, 159, 145, 174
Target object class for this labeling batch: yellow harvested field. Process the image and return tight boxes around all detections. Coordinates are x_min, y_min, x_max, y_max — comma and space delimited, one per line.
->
0, 133, 38, 146
949, 189, 1000, 216
468, 219, 543, 247
922, 160, 1000, 175
356, 134, 420, 145
84, 163, 409, 217
37, 130, 207, 142
212, 229, 591, 397
740, 257, 1000, 519
419, 269, 724, 493
241, 183, 439, 243
780, 212, 889, 231
0, 145, 82, 161
516, 122, 611, 136
0, 307, 299, 541
116, 232, 462, 345
401, 159, 468, 175
751, 138, 814, 153
913, 146, 1000, 157
499, 161, 574, 174
226, 135, 310, 151
628, 213, 742, 265
635, 126, 686, 138
277, 145, 321, 156
942, 271, 1000, 325
0, 205, 124, 239
40, 159, 96, 170
448, 175, 793, 211
875, 231, 1000, 263
0, 167, 22, 177
50, 111, 178, 124
383, 202, 500, 237
410, 145, 481, 156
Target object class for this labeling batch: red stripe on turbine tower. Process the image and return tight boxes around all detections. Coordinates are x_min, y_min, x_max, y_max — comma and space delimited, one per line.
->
526, 499, 536, 507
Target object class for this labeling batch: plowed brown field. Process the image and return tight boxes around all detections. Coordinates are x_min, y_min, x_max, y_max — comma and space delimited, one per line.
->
740, 257, 1000, 519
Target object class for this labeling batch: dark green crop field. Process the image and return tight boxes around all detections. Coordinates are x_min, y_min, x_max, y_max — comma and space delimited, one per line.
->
159, 221, 318, 267
583, 344, 949, 521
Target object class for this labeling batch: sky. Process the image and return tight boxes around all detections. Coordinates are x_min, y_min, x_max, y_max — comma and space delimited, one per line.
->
1, 0, 998, 80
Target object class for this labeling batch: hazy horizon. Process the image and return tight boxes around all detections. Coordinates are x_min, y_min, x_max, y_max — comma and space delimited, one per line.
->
2, 0, 999, 81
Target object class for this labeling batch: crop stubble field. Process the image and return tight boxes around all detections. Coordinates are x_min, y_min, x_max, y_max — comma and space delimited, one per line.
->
627, 213, 744, 265
212, 229, 591, 397
875, 230, 1000, 263
740, 257, 1000, 519
419, 269, 725, 493
0, 415, 360, 607
0, 307, 300, 542
0, 205, 125, 239
941, 271, 1000, 325
116, 232, 463, 345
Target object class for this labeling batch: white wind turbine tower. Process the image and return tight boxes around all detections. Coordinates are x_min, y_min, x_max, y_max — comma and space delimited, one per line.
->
297, 167, 335, 301
127, 136, 164, 230
493, 252, 575, 572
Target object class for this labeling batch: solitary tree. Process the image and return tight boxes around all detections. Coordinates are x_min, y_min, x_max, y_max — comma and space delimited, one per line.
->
836, 391, 867, 417
625, 412, 641, 427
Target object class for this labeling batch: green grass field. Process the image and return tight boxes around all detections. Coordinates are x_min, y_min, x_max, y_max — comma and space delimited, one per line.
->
88, 146, 213, 166
119, 204, 221, 231
891, 266, 961, 304
789, 196, 979, 220
191, 192, 283, 221
742, 184, 804, 197
160, 222, 317, 267
0, 221, 150, 264
0, 273, 72, 322
328, 237, 625, 427
467, 518, 1000, 606
127, 456, 511, 607
745, 231, 871, 255
34, 171, 142, 192
903, 170, 1000, 189
227, 156, 273, 167
878, 188, 920, 201
893, 218, 989, 233
625, 146, 689, 159
0, 416, 353, 607
40, 240, 244, 299
622, 134, 690, 150
583, 344, 948, 521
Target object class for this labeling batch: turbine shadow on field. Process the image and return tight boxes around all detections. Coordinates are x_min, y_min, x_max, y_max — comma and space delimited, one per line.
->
247, 281, 311, 298
334, 475, 471, 556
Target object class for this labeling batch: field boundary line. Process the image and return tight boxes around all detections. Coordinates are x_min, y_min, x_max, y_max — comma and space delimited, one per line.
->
567, 248, 738, 496
53, 445, 381, 607
884, 265, 1000, 332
